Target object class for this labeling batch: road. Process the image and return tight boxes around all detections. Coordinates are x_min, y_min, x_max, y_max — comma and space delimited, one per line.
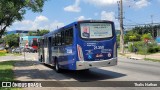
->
1, 53, 160, 90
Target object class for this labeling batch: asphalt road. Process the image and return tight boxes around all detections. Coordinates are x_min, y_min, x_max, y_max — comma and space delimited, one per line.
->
1, 53, 160, 90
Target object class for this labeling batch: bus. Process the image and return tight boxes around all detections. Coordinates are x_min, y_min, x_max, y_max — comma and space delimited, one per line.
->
38, 20, 117, 72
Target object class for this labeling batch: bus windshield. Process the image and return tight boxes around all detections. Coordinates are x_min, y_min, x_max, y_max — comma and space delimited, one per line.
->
80, 23, 113, 39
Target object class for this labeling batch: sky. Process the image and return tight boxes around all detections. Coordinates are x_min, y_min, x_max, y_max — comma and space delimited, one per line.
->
8, 0, 160, 31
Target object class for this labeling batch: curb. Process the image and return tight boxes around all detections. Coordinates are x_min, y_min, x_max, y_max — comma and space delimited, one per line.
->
128, 56, 143, 60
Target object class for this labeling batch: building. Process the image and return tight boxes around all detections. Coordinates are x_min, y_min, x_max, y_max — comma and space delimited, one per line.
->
7, 30, 41, 48
20, 36, 41, 48
7, 30, 37, 36
156, 29, 160, 44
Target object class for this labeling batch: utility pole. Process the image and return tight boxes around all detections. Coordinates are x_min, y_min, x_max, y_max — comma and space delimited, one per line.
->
151, 15, 154, 39
119, 0, 124, 54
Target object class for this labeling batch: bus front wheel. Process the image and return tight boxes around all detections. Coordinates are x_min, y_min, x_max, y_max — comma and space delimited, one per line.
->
55, 60, 61, 73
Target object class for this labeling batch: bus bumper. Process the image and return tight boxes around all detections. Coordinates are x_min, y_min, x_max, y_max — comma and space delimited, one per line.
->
76, 58, 117, 70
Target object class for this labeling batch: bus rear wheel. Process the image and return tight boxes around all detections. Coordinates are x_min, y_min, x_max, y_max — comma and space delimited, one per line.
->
55, 60, 61, 73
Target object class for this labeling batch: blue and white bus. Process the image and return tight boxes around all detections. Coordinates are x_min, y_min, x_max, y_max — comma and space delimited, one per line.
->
38, 20, 117, 72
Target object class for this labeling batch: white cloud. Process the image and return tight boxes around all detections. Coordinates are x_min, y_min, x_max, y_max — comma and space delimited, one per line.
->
77, 16, 85, 20
84, 0, 119, 7
134, 0, 150, 9
35, 15, 48, 22
64, 0, 81, 12
100, 11, 119, 29
8, 15, 64, 31
101, 11, 115, 21
83, 0, 150, 9
76, 16, 92, 20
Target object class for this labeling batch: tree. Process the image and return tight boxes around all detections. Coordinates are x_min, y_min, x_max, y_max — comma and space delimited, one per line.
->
124, 31, 141, 43
4, 34, 19, 48
37, 29, 49, 36
141, 33, 152, 41
0, 0, 47, 38
27, 29, 49, 36
28, 31, 37, 36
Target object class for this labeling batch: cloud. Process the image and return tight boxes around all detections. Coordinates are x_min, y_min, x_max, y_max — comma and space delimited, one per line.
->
134, 0, 150, 9
76, 16, 92, 20
64, 0, 81, 12
83, 0, 150, 9
8, 15, 64, 31
77, 16, 85, 20
101, 11, 115, 21
84, 0, 119, 7
35, 15, 49, 22
100, 11, 119, 29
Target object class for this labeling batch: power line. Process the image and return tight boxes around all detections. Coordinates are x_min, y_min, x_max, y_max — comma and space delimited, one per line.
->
124, 22, 160, 26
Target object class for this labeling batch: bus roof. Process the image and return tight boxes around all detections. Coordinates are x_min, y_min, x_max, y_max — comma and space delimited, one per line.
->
43, 20, 113, 38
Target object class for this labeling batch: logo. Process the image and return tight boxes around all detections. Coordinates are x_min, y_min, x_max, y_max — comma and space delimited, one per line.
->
88, 54, 92, 59
96, 54, 103, 58
2, 82, 11, 87
108, 53, 111, 57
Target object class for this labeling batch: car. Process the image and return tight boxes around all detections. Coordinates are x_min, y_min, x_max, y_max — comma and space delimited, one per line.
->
12, 47, 23, 53
12, 49, 15, 53
24, 47, 37, 53
29, 47, 37, 53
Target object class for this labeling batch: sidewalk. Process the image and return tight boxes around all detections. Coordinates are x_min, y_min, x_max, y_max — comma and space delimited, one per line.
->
118, 52, 160, 60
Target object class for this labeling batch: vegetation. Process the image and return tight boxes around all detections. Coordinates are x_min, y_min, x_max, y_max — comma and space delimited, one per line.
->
28, 29, 50, 36
0, 0, 48, 38
144, 58, 160, 62
0, 61, 20, 90
128, 41, 160, 54
0, 52, 6, 56
0, 61, 15, 81
117, 24, 160, 55
37, 29, 50, 36
141, 33, 152, 40
3, 34, 19, 48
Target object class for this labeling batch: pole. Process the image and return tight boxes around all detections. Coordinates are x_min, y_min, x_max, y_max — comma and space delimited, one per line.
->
120, 0, 124, 54
151, 15, 154, 39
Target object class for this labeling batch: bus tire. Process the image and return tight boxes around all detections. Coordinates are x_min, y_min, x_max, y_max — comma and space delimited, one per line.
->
55, 60, 61, 73
40, 55, 43, 62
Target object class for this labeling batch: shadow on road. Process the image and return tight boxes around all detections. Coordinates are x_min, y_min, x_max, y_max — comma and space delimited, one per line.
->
14, 60, 126, 81
61, 69, 126, 81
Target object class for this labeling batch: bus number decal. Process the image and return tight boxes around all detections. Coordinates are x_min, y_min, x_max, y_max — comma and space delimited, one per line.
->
94, 46, 104, 50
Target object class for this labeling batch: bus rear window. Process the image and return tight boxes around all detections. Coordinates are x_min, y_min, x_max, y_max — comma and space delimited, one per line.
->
80, 23, 113, 39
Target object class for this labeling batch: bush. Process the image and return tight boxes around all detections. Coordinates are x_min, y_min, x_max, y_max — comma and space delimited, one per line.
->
128, 41, 160, 54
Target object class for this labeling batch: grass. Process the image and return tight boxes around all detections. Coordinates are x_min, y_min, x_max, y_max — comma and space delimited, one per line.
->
0, 61, 21, 90
144, 58, 160, 62
0, 52, 7, 56
0, 52, 22, 57
12, 53, 22, 56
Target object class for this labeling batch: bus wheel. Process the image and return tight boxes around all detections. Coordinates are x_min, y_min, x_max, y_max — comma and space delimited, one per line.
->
40, 55, 43, 62
55, 60, 61, 73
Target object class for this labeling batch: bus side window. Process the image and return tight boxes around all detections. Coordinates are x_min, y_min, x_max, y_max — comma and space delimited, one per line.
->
52, 36, 55, 46
44, 38, 47, 47
65, 28, 73, 45
55, 34, 58, 46
57, 33, 61, 46
61, 31, 65, 45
